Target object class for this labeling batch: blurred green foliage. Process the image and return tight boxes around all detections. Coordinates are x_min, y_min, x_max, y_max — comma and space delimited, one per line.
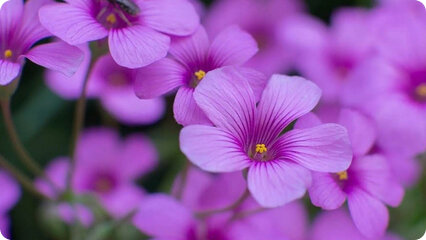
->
1, 0, 425, 239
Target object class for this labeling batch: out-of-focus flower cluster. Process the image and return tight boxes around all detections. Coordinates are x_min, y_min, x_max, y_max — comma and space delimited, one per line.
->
0, 0, 425, 239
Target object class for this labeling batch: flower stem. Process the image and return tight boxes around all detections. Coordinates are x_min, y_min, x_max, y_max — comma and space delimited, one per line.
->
66, 60, 93, 192
0, 154, 50, 200
0, 99, 44, 176
196, 188, 250, 218
0, 99, 58, 193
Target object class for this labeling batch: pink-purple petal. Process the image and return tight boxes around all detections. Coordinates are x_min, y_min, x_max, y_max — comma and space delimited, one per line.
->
99, 184, 145, 218
247, 160, 311, 208
108, 26, 170, 68
308, 172, 346, 210
173, 86, 212, 126
208, 25, 258, 67
39, 3, 107, 44
338, 109, 376, 156
0, 171, 20, 213
134, 58, 186, 99
17, 0, 51, 50
132, 194, 195, 240
169, 26, 210, 66
57, 203, 93, 227
351, 154, 404, 207
194, 67, 256, 142
236, 67, 268, 102
348, 188, 389, 239
101, 88, 165, 125
294, 112, 322, 129
25, 41, 84, 77
310, 209, 367, 240
0, 0, 23, 37
0, 60, 21, 85
180, 125, 250, 172
276, 124, 352, 172
120, 134, 158, 178
255, 75, 321, 145
45, 43, 101, 99
0, 214, 10, 238
34, 157, 69, 198
140, 0, 199, 36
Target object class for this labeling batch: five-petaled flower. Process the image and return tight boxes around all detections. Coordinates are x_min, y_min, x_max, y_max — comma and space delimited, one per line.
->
38, 0, 200, 68
296, 110, 404, 239
135, 26, 262, 126
180, 67, 353, 207
0, 0, 83, 86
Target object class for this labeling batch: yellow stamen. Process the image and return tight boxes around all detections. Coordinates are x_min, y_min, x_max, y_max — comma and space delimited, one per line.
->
337, 171, 348, 181
4, 49, 12, 58
106, 13, 117, 24
415, 83, 426, 98
255, 144, 267, 154
194, 70, 206, 81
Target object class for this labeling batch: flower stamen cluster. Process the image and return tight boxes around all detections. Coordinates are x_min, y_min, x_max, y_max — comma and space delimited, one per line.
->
255, 144, 267, 154
415, 83, 426, 101
336, 171, 348, 181
194, 70, 206, 81
4, 49, 12, 59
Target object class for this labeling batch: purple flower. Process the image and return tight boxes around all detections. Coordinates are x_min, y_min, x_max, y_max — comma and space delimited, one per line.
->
135, 26, 262, 126
36, 128, 158, 218
310, 209, 402, 240
56, 203, 94, 227
0, 170, 20, 238
179, 67, 352, 207
339, 1, 426, 185
296, 109, 404, 238
203, 0, 304, 75
133, 167, 308, 240
281, 8, 376, 103
46, 49, 166, 125
0, 0, 83, 86
39, 0, 200, 68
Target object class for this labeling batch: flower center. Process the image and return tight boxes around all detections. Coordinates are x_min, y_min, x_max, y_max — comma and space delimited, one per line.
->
108, 72, 129, 86
106, 13, 117, 24
94, 177, 113, 193
336, 171, 348, 181
415, 83, 426, 101
95, 0, 139, 29
255, 144, 267, 153
4, 49, 12, 58
194, 70, 206, 81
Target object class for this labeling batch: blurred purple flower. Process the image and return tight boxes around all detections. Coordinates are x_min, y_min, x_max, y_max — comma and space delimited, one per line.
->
281, 8, 376, 103
0, 0, 83, 86
180, 67, 352, 207
203, 0, 304, 75
0, 170, 20, 238
133, 167, 308, 240
296, 109, 404, 238
56, 203, 94, 227
340, 1, 426, 185
310, 209, 402, 240
135, 26, 263, 126
39, 0, 200, 68
36, 128, 158, 218
46, 49, 165, 125
172, 167, 247, 212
